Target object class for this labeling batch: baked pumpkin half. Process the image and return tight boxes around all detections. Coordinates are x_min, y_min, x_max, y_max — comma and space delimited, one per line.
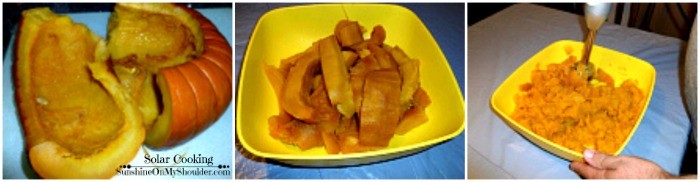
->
15, 8, 144, 178
15, 3, 231, 178
107, 3, 232, 148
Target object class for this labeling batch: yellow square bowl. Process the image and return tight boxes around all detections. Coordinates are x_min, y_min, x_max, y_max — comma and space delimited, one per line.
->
236, 4, 465, 166
490, 40, 655, 161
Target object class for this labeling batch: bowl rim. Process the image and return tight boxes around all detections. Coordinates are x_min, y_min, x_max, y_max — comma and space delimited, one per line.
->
490, 39, 656, 160
235, 3, 465, 160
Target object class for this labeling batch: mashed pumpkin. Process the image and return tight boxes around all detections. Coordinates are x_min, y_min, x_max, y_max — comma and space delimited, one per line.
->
512, 55, 645, 155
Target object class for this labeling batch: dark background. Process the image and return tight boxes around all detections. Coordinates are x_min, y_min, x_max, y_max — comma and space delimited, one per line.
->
469, 3, 697, 41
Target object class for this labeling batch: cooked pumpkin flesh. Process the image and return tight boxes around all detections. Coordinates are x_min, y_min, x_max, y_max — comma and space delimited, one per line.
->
512, 55, 645, 155
107, 3, 201, 71
25, 16, 123, 156
264, 21, 431, 154
320, 36, 356, 118
359, 70, 402, 146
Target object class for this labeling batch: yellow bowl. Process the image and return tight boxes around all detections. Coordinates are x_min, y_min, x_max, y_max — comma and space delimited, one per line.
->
236, 4, 465, 166
490, 40, 655, 161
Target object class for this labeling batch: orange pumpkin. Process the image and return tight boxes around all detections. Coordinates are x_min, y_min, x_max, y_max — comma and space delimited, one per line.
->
14, 4, 231, 178
15, 8, 144, 178
106, 3, 232, 148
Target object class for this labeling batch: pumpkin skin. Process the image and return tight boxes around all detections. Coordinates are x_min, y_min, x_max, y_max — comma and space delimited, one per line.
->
111, 4, 232, 148
146, 6, 233, 148
14, 8, 144, 179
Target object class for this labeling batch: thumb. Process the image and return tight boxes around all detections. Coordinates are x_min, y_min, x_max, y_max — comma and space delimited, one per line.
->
570, 161, 605, 179
583, 148, 622, 170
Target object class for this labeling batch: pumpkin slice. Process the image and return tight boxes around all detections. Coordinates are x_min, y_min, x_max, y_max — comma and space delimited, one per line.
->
349, 26, 386, 51
319, 36, 356, 118
359, 70, 402, 146
15, 8, 144, 178
281, 42, 320, 121
398, 58, 420, 112
334, 20, 364, 47
309, 83, 341, 154
268, 116, 324, 150
106, 4, 232, 148
350, 55, 382, 113
368, 44, 398, 70
395, 87, 432, 135
336, 117, 381, 153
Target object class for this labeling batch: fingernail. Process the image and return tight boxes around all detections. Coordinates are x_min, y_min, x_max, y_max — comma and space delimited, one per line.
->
584, 149, 594, 159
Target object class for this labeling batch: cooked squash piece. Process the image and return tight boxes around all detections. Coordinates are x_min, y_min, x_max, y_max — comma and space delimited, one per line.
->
268, 114, 293, 142
335, 117, 380, 153
308, 84, 341, 154
309, 83, 340, 132
413, 87, 432, 109
334, 20, 364, 47
359, 70, 402, 146
395, 87, 431, 135
369, 44, 398, 70
321, 131, 341, 154
291, 120, 324, 150
395, 107, 428, 135
350, 26, 386, 51
386, 46, 412, 65
312, 74, 323, 91
136, 75, 160, 128
350, 56, 382, 113
282, 43, 320, 121
335, 116, 357, 135
368, 26, 386, 45
320, 36, 356, 118
280, 46, 316, 78
268, 115, 323, 150
342, 51, 359, 68
399, 59, 420, 112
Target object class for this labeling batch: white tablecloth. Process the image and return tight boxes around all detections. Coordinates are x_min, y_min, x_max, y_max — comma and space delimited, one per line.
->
468, 4, 691, 179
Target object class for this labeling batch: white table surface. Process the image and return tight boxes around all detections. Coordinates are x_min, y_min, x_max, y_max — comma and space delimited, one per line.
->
468, 4, 691, 179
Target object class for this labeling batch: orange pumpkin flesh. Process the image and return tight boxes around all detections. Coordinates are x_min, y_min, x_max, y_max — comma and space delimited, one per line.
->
359, 70, 402, 147
395, 88, 431, 135
265, 21, 432, 153
15, 8, 144, 178
107, 3, 203, 72
144, 72, 174, 148
107, 3, 232, 148
15, 4, 231, 178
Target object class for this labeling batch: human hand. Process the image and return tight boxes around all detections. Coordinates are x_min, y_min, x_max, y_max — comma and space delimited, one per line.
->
569, 149, 672, 179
